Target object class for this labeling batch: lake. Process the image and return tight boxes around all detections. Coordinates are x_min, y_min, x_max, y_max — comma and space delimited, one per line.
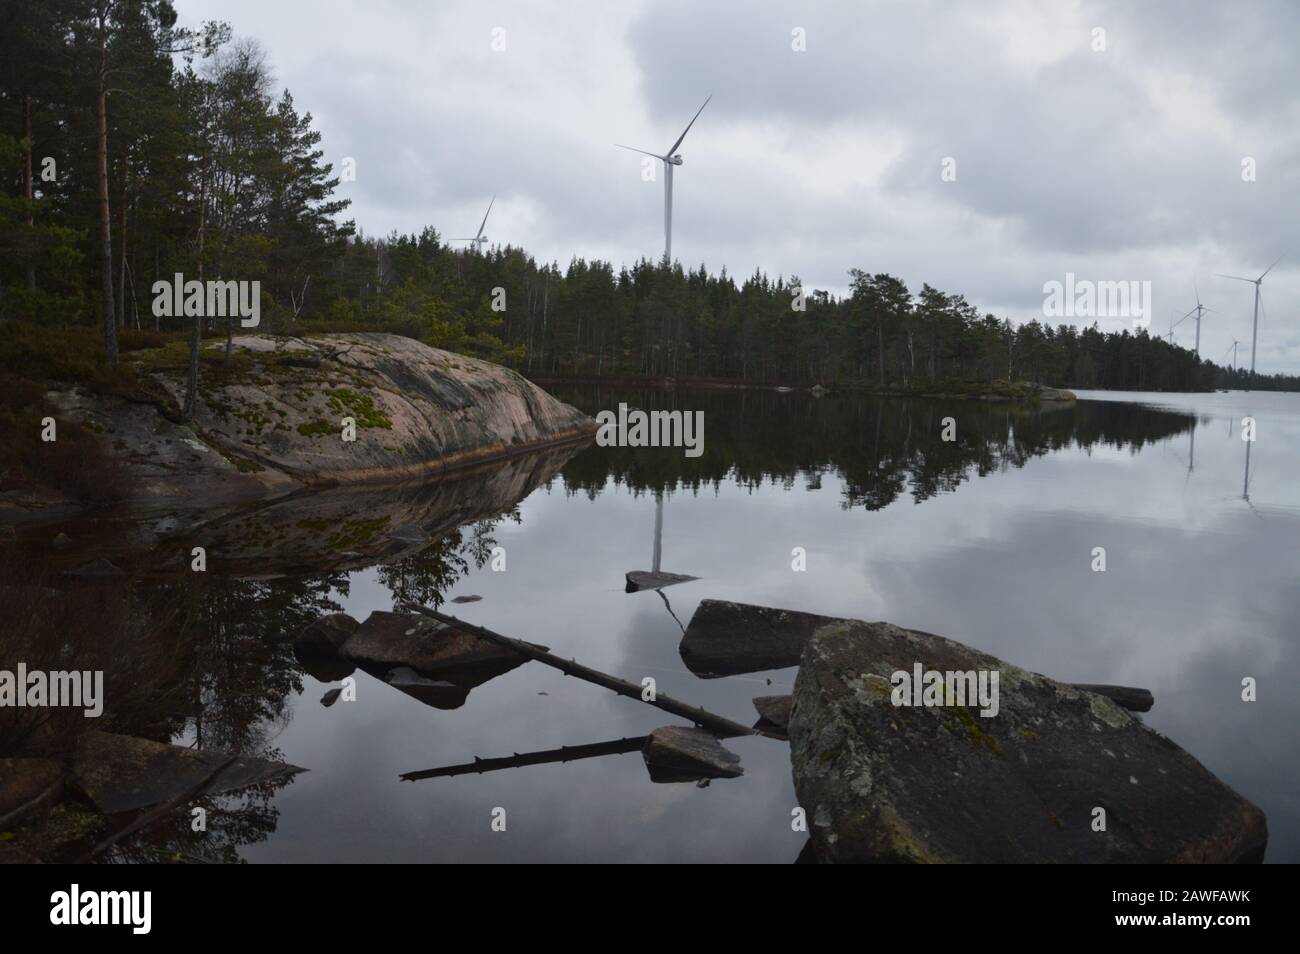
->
36, 386, 1300, 863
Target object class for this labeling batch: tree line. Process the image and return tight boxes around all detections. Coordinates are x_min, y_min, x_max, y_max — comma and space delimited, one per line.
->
3, 0, 1296, 396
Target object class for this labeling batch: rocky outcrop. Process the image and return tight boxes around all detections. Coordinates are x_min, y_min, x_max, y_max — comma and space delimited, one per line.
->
18, 333, 594, 522
789, 616, 1267, 863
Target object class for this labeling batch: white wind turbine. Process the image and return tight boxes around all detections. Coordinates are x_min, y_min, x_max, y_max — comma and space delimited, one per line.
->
617, 95, 711, 264
1189, 283, 1215, 357
451, 196, 495, 253
1217, 257, 1280, 380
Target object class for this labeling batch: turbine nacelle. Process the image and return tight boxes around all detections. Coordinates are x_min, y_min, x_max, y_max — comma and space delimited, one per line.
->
668, 154, 683, 165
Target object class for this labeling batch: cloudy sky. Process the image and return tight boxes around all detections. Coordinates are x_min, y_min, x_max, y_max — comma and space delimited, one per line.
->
176, 0, 1300, 373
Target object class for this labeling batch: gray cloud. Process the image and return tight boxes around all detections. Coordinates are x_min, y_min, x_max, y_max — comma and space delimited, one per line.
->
176, 0, 1300, 372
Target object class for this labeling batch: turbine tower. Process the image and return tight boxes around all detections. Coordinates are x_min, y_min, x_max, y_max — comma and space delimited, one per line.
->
451, 196, 495, 253
1190, 283, 1213, 357
1217, 258, 1279, 381
617, 95, 711, 264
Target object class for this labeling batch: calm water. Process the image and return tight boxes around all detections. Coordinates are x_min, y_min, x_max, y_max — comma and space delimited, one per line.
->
55, 388, 1300, 862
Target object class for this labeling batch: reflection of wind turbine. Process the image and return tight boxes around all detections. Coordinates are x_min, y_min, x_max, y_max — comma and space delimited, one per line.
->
1217, 258, 1279, 383
625, 490, 698, 599
617, 95, 711, 264
451, 196, 495, 253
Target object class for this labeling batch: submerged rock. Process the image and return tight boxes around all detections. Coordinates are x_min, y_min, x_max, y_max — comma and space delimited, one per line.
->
383, 666, 468, 710
295, 613, 359, 656
71, 731, 305, 815
752, 695, 793, 738
625, 570, 698, 593
293, 613, 359, 682
789, 615, 1268, 863
339, 610, 545, 675
680, 599, 838, 677
641, 726, 743, 783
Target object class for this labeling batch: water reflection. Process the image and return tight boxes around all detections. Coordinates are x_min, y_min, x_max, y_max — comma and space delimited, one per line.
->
6, 388, 1297, 862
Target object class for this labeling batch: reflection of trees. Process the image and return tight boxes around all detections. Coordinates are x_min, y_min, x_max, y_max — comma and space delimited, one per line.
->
377, 513, 516, 609
104, 783, 290, 865
171, 574, 349, 755
551, 387, 1196, 511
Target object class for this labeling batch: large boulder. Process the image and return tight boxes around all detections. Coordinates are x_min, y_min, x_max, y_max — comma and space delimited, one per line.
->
29, 333, 595, 523
156, 333, 596, 486
789, 616, 1267, 863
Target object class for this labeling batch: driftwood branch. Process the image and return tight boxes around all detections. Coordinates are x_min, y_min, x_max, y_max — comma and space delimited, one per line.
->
399, 603, 763, 739
401, 736, 649, 781
1069, 684, 1154, 713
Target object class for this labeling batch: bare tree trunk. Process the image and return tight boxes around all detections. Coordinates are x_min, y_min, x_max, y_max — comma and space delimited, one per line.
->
96, 7, 118, 367
117, 166, 128, 328
184, 170, 207, 421
877, 321, 885, 386
23, 95, 36, 292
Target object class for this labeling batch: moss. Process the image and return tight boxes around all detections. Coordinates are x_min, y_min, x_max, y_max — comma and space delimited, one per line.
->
296, 419, 336, 438
325, 515, 391, 550
953, 705, 1001, 755
325, 387, 392, 429
228, 454, 263, 473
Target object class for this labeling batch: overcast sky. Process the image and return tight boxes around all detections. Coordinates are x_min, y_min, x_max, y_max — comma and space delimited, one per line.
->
176, 0, 1300, 373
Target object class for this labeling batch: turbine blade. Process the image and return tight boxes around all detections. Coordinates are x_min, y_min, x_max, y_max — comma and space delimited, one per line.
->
1259, 256, 1281, 280
477, 196, 495, 238
616, 143, 666, 160
1216, 273, 1254, 283
666, 94, 711, 156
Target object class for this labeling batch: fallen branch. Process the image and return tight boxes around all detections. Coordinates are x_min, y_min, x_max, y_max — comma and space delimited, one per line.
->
402, 736, 649, 781
399, 602, 764, 739
1069, 684, 1154, 713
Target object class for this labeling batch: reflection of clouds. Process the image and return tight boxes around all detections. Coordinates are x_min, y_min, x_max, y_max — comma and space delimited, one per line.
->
248, 391, 1300, 862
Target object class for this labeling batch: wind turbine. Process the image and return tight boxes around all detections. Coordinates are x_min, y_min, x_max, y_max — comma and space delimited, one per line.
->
1217, 257, 1280, 382
617, 95, 711, 264
1189, 283, 1215, 357
451, 196, 495, 253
